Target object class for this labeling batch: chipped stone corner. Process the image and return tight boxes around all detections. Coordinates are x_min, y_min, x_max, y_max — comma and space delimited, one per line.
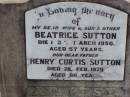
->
0, 0, 29, 4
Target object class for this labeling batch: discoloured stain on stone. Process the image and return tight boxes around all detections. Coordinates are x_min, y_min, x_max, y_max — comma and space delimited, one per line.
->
0, 0, 29, 4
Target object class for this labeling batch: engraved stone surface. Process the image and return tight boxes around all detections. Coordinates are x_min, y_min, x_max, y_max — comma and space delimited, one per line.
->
26, 86, 125, 97
0, 0, 130, 97
25, 2, 128, 80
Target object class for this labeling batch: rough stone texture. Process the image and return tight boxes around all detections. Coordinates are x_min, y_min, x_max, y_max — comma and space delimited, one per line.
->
0, 0, 129, 4
0, 0, 130, 97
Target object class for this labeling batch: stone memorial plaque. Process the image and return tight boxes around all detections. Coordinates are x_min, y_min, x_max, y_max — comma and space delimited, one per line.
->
25, 2, 127, 80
